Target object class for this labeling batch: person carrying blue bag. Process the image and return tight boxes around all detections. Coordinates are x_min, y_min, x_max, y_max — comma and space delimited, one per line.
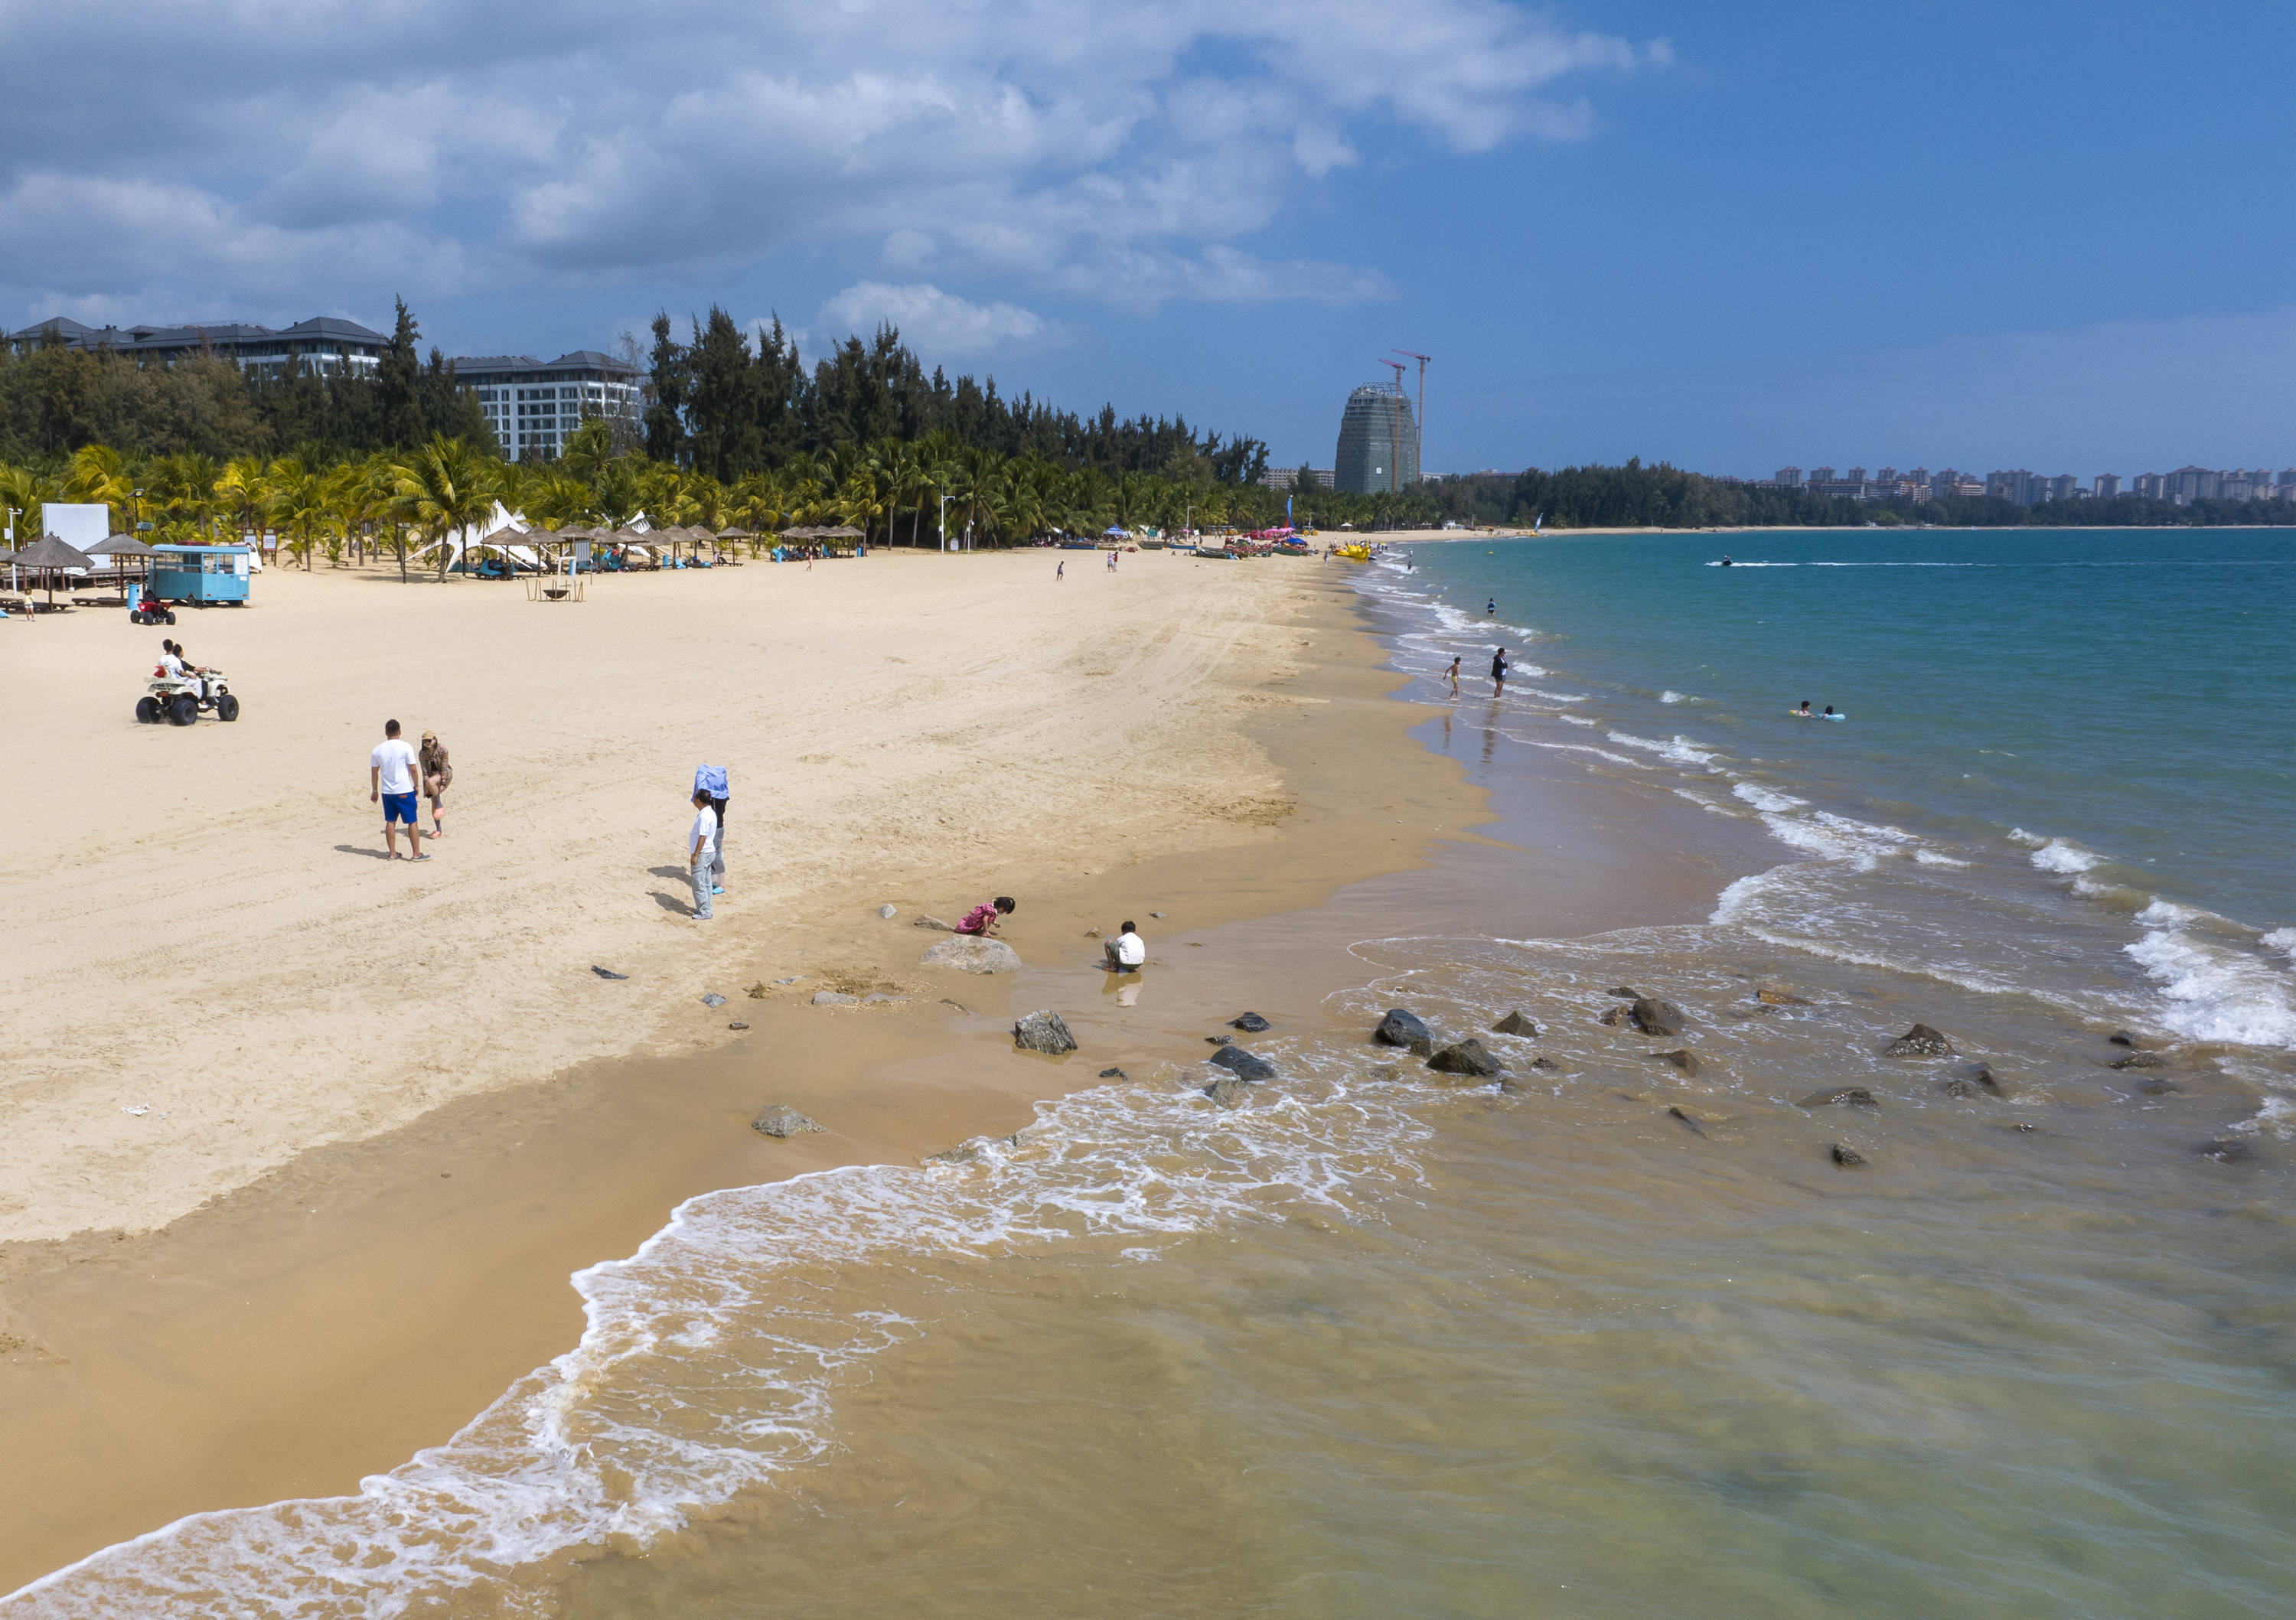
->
693, 763, 729, 896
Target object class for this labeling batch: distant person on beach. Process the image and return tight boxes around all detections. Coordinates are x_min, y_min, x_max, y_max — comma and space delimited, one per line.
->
687, 787, 718, 921
1446, 656, 1461, 698
1104, 921, 1146, 973
694, 763, 729, 895
1107, 549, 1118, 572
1056, 559, 1065, 580
419, 732, 452, 838
957, 896, 1015, 937
370, 719, 427, 862
1491, 647, 1509, 694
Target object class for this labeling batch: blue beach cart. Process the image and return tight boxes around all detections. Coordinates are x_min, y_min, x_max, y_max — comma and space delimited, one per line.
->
148, 543, 253, 611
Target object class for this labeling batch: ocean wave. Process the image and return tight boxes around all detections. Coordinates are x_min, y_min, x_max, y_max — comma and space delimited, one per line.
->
2124, 929, 2296, 1049
7, 1066, 1437, 1618
2027, 838, 2102, 875
1913, 849, 1972, 868
1659, 690, 1695, 703
2266, 927, 2296, 962
1732, 781, 1808, 814
1607, 731, 1721, 768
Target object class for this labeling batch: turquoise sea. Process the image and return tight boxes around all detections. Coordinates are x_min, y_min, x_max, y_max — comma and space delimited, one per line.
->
1383, 527, 2296, 1046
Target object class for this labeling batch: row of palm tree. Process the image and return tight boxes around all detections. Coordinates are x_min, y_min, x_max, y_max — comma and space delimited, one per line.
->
2, 425, 1437, 579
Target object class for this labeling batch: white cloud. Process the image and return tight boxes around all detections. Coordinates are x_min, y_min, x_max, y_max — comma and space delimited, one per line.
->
0, 2, 1666, 321
816, 282, 1060, 359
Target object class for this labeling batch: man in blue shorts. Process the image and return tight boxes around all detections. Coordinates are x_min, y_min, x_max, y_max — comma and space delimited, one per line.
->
370, 718, 429, 862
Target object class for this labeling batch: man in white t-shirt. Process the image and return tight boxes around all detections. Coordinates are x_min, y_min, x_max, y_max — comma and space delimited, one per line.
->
1103, 921, 1146, 973
369, 719, 428, 861
687, 787, 718, 921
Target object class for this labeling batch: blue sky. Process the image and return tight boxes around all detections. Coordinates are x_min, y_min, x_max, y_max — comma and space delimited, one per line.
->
3, 2, 2287, 476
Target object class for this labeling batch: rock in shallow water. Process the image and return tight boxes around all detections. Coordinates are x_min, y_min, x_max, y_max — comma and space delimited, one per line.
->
1647, 1048, 1702, 1075
2111, 1051, 2167, 1071
1799, 1086, 1877, 1108
752, 1105, 823, 1139
1490, 1010, 1541, 1037
1013, 1009, 1078, 1054
2197, 1137, 2253, 1164
1427, 1038, 1504, 1077
1098, 1067, 1127, 1080
1630, 998, 1688, 1037
1372, 1008, 1434, 1055
1202, 1076, 1253, 1109
1830, 1142, 1869, 1167
920, 936, 1022, 973
1231, 1012, 1271, 1032
1884, 1023, 1955, 1057
1757, 987, 1812, 1006
1209, 1045, 1277, 1081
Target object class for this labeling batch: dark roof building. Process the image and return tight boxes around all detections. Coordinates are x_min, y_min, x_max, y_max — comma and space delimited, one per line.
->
452, 351, 643, 461
8, 315, 387, 376
1333, 383, 1419, 495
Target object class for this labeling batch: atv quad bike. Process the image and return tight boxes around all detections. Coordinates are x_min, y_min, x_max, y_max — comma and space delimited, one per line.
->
137, 666, 240, 725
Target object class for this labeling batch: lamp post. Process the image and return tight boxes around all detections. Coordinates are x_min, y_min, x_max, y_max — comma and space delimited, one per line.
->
938, 492, 951, 552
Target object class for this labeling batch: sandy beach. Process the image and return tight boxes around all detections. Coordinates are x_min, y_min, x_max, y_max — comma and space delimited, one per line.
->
0, 548, 1377, 1245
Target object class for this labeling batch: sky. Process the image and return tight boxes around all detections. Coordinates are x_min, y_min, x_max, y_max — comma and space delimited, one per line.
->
2, 0, 2288, 477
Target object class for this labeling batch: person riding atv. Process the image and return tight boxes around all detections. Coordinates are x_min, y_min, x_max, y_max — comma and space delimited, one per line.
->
137, 638, 240, 725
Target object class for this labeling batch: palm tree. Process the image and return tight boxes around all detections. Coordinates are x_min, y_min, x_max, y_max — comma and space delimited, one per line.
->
559, 419, 614, 487
390, 435, 502, 582
0, 462, 57, 545
594, 457, 647, 530
64, 445, 139, 530
151, 453, 222, 539
214, 456, 267, 549
264, 458, 330, 569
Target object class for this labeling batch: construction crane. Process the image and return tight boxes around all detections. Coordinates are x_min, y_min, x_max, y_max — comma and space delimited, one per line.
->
1392, 349, 1431, 481
1375, 357, 1407, 494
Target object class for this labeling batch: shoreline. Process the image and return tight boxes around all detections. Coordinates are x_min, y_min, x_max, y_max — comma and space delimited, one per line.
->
2, 552, 1500, 1589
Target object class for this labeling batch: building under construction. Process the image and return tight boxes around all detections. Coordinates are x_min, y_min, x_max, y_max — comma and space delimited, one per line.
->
1333, 383, 1419, 494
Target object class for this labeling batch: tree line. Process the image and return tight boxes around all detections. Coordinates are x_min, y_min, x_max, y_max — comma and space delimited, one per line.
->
642, 307, 1269, 486
1416, 461, 2296, 530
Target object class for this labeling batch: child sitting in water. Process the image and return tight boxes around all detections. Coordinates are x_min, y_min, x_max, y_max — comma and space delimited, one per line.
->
956, 896, 1016, 937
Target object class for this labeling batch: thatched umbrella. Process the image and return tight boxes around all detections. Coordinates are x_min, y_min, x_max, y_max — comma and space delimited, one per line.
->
88, 532, 158, 599
17, 535, 93, 608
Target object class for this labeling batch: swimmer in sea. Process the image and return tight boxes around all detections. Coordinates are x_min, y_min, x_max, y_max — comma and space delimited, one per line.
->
1823, 705, 1838, 719
1795, 700, 1812, 718
1486, 598, 1495, 616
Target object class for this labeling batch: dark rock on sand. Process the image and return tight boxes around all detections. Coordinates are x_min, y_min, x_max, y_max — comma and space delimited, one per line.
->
1799, 1087, 1877, 1108
2111, 1051, 2167, 1071
1373, 1008, 1435, 1055
752, 1105, 824, 1139
2197, 1138, 2254, 1164
912, 914, 954, 931
1099, 1067, 1128, 1080
1231, 1012, 1272, 1032
1427, 1038, 1505, 1077
2109, 1031, 2138, 1047
1830, 1142, 1869, 1167
920, 936, 1022, 973
591, 966, 628, 980
1203, 1076, 1253, 1109
1209, 1046, 1277, 1081
1648, 1048, 1702, 1075
1491, 1010, 1541, 1037
728, 1021, 751, 1031
701, 992, 726, 1008
1013, 1010, 1078, 1054
1884, 1023, 1955, 1057
1630, 998, 1688, 1037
